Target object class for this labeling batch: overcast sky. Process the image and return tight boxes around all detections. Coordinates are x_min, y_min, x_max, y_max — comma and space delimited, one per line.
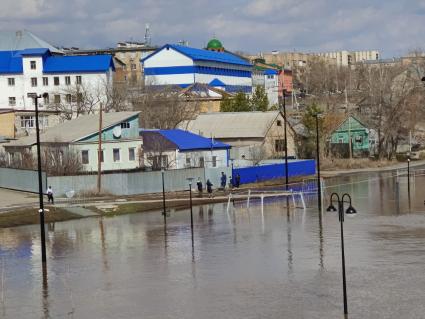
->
1, 0, 425, 57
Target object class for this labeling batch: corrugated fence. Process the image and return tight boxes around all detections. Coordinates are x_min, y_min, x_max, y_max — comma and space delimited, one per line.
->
0, 167, 47, 193
233, 160, 316, 184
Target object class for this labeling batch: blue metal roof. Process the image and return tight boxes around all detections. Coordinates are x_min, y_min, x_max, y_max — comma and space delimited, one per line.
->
264, 69, 278, 75
43, 54, 114, 73
18, 48, 50, 56
0, 51, 23, 74
141, 44, 252, 67
140, 129, 231, 151
0, 49, 114, 74
209, 78, 226, 86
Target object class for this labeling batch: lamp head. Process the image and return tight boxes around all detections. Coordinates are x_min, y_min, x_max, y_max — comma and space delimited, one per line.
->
345, 205, 357, 215
42, 92, 48, 98
326, 204, 337, 212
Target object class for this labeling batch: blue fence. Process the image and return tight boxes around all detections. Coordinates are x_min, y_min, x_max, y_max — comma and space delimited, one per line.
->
233, 160, 316, 185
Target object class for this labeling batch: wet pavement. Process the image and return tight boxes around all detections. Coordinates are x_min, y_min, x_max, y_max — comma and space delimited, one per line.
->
1, 171, 425, 318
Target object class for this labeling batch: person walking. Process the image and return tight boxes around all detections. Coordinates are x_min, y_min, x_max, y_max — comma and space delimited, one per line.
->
46, 186, 54, 204
235, 173, 241, 188
206, 179, 213, 198
220, 172, 227, 190
196, 177, 203, 197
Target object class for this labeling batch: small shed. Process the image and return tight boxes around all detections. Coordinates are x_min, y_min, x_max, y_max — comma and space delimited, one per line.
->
329, 116, 372, 157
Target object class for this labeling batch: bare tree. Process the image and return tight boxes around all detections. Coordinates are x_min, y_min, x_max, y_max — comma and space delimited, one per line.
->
41, 146, 83, 176
131, 86, 200, 129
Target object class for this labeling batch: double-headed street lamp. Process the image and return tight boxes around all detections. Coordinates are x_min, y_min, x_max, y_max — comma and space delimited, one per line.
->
187, 177, 194, 230
161, 168, 166, 226
327, 192, 357, 315
28, 92, 49, 266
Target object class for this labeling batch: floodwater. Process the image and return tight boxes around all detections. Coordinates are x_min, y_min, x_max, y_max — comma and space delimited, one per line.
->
1, 171, 425, 318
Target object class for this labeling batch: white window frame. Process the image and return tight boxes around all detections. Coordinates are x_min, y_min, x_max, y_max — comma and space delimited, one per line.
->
113, 148, 121, 162
8, 97, 16, 106
65, 76, 71, 85
31, 77, 37, 87
30, 60, 36, 70
76, 76, 82, 85
8, 78, 15, 86
128, 147, 136, 161
81, 150, 89, 164
43, 77, 48, 86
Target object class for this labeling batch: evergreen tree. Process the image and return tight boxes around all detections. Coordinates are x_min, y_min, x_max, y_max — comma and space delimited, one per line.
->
220, 92, 252, 112
250, 86, 269, 111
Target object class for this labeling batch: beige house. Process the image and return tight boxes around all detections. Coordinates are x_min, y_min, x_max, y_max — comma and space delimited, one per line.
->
181, 111, 296, 162
0, 109, 61, 139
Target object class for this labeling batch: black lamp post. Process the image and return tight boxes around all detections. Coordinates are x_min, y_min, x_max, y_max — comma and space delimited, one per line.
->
187, 177, 194, 230
314, 113, 322, 212
161, 168, 166, 226
282, 89, 289, 191
327, 192, 357, 315
28, 92, 49, 265
407, 157, 411, 198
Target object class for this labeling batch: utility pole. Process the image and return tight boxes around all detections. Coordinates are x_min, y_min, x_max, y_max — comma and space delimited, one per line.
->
348, 116, 352, 160
97, 103, 103, 193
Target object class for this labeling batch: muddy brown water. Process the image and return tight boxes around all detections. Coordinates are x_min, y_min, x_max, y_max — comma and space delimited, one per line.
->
1, 171, 425, 318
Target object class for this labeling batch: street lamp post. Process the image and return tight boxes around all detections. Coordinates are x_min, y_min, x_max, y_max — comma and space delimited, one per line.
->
282, 90, 289, 191
407, 157, 411, 198
315, 113, 322, 212
28, 92, 49, 265
161, 168, 166, 226
326, 192, 357, 315
187, 178, 194, 230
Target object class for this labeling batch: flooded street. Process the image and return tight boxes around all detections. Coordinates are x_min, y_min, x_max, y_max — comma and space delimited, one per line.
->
1, 172, 425, 318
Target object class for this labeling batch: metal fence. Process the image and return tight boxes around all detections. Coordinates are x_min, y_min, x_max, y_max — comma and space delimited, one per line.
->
0, 167, 47, 193
47, 167, 232, 196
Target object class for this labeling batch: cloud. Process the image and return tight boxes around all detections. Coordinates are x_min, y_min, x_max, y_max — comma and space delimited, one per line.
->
0, 0, 424, 57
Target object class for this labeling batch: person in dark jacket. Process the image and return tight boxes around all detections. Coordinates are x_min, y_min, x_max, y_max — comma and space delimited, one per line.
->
206, 179, 213, 198
196, 178, 203, 197
220, 172, 227, 189
235, 174, 241, 188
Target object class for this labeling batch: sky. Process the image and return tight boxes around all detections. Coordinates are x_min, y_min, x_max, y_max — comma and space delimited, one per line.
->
1, 0, 425, 58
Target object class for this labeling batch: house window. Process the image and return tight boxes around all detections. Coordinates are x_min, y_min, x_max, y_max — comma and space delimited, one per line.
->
30, 61, 36, 70
275, 139, 285, 152
66, 94, 72, 103
131, 63, 137, 70
199, 157, 205, 168
338, 137, 344, 143
43, 94, 49, 105
20, 116, 34, 128
121, 122, 130, 129
186, 157, 191, 167
276, 120, 282, 126
8, 78, 15, 86
212, 156, 217, 167
54, 77, 60, 86
81, 150, 89, 164
113, 148, 120, 162
65, 76, 71, 85
8, 97, 16, 106
355, 135, 363, 143
31, 77, 37, 87
128, 148, 135, 161
43, 77, 48, 86
76, 93, 83, 102
76, 76, 82, 85
54, 95, 61, 104
98, 150, 104, 163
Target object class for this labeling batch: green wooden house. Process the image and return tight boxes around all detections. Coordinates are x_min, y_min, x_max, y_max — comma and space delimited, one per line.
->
329, 116, 372, 157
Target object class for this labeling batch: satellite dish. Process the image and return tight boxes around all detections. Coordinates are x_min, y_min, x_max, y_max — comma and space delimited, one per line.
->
113, 126, 122, 138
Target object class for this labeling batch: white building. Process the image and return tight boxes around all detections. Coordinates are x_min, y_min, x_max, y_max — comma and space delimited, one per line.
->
140, 129, 230, 170
0, 48, 114, 111
317, 50, 380, 66
252, 68, 279, 106
141, 43, 253, 93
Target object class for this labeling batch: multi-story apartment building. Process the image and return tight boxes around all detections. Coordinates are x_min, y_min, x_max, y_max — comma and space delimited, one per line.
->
0, 48, 114, 111
317, 50, 380, 66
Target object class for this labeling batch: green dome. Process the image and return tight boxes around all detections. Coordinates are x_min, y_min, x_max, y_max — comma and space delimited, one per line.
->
207, 38, 223, 50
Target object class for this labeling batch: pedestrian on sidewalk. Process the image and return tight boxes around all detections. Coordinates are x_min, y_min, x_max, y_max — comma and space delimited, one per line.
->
46, 186, 54, 204
220, 172, 227, 190
197, 177, 203, 197
235, 173, 241, 188
206, 179, 213, 198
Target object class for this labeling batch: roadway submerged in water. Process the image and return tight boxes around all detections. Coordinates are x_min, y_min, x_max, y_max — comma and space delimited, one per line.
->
0, 171, 425, 318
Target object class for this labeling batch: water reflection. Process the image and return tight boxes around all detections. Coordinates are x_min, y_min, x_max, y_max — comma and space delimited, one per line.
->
1, 172, 425, 318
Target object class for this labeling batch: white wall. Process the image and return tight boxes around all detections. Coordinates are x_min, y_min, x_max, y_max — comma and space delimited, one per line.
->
195, 73, 251, 86
72, 140, 143, 172
175, 149, 228, 169
143, 47, 194, 68
0, 55, 112, 110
